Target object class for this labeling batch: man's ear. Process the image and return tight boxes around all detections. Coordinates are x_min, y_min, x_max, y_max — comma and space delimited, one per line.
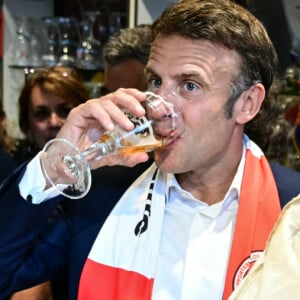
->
235, 83, 265, 124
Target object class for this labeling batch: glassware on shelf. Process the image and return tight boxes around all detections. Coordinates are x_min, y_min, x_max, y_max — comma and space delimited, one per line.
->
108, 12, 123, 36
10, 16, 46, 67
11, 22, 30, 66
57, 17, 81, 66
77, 11, 103, 70
41, 17, 61, 67
93, 10, 110, 46
41, 91, 185, 199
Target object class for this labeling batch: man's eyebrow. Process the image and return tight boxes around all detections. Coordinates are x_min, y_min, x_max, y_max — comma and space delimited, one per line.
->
175, 72, 198, 79
144, 66, 156, 75
144, 68, 209, 89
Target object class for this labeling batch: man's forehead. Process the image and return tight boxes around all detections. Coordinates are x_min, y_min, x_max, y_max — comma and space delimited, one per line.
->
148, 37, 240, 69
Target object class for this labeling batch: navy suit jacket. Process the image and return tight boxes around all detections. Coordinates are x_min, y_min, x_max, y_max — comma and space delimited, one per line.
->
0, 149, 16, 183
0, 161, 300, 300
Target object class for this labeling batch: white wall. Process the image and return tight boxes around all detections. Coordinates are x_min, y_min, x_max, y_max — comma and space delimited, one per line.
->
282, 0, 300, 57
136, 0, 177, 24
282, 0, 300, 42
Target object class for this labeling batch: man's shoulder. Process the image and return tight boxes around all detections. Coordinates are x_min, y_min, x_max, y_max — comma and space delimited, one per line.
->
270, 162, 300, 208
270, 161, 300, 181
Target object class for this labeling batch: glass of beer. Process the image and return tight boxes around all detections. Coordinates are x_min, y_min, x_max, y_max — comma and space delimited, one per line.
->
41, 91, 185, 199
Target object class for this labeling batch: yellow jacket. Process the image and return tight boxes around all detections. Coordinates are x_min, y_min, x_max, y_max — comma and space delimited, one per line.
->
230, 194, 300, 299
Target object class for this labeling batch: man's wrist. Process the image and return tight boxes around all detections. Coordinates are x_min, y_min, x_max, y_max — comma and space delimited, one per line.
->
19, 152, 60, 204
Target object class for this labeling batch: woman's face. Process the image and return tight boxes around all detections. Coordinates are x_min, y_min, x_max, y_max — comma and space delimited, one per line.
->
28, 85, 75, 149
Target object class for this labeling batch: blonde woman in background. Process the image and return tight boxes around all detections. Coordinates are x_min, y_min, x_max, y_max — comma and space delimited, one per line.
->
11, 66, 89, 164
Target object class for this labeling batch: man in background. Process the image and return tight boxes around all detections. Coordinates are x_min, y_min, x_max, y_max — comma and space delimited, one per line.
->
102, 24, 152, 93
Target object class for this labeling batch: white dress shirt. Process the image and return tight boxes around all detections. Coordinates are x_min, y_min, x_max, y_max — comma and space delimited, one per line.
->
152, 151, 245, 299
19, 143, 246, 299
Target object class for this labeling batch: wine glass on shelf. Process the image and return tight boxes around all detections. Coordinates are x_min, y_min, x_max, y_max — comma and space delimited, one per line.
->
10, 16, 31, 67
41, 17, 61, 67
41, 91, 185, 199
57, 17, 81, 66
11, 16, 45, 67
77, 11, 103, 70
93, 9, 109, 46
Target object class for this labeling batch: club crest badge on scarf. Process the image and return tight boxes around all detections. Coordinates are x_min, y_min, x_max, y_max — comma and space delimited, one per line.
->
233, 250, 263, 288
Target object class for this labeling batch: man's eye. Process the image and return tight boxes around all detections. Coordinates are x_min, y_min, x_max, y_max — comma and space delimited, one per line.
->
148, 78, 162, 89
183, 82, 198, 91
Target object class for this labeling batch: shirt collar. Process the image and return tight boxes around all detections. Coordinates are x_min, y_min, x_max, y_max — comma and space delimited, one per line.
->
164, 137, 247, 215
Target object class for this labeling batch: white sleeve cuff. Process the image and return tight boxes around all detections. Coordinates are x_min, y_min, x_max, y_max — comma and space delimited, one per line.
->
19, 152, 61, 204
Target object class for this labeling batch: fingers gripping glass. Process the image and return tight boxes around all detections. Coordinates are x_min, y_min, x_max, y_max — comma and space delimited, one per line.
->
41, 91, 185, 199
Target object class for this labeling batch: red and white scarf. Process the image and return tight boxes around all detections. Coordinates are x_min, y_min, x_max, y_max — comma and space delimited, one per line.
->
78, 138, 281, 299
